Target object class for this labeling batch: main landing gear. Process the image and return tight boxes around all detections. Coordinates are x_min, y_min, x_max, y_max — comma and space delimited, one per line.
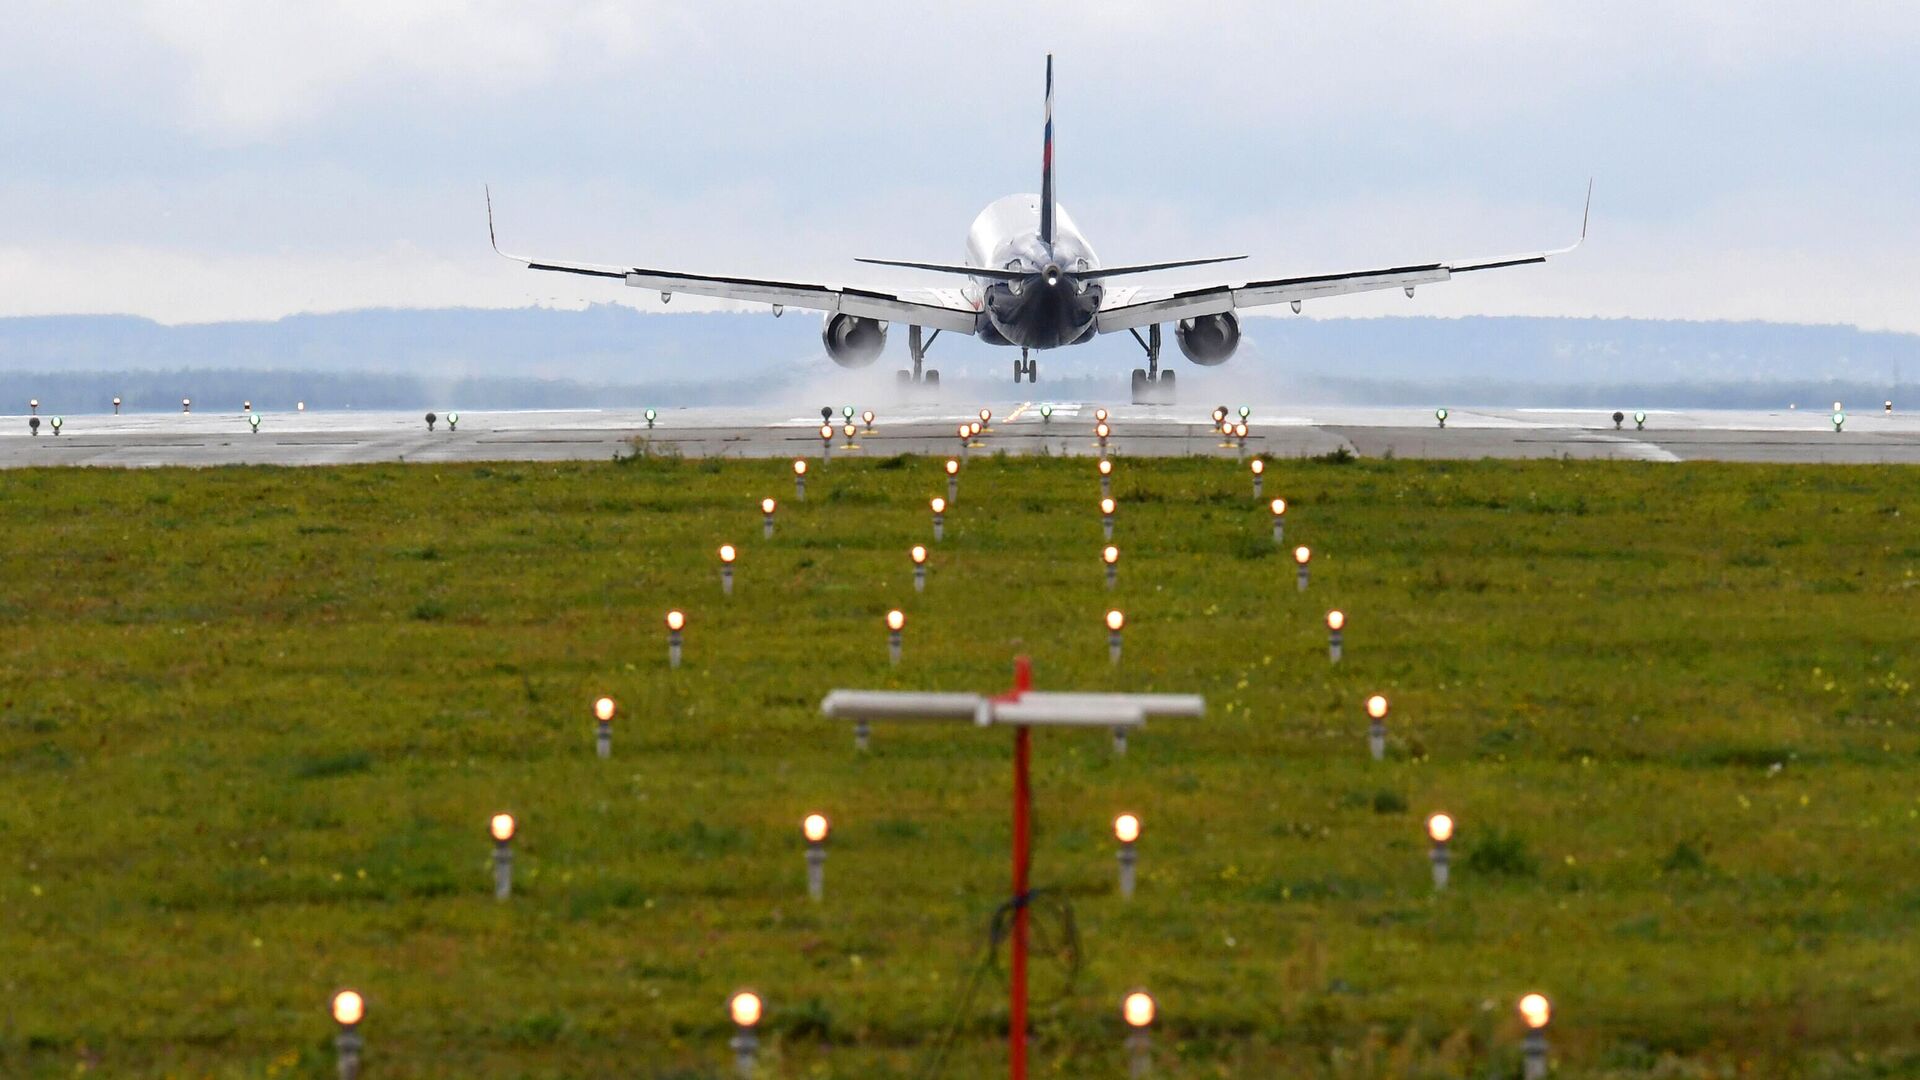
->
896, 325, 941, 391
1128, 324, 1176, 404
1013, 348, 1038, 384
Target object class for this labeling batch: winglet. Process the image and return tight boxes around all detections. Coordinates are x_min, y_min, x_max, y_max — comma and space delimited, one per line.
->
485, 185, 528, 263
1540, 178, 1593, 258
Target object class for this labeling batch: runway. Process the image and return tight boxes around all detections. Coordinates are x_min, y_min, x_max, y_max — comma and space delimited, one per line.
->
2, 403, 1916, 468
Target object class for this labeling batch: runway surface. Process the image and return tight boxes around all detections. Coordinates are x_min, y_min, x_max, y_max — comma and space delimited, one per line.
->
3, 403, 1917, 468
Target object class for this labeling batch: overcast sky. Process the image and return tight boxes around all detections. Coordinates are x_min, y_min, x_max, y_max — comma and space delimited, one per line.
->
4, 2, 1919, 330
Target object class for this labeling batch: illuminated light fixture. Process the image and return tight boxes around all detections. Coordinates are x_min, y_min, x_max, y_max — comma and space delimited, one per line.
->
979, 408, 992, 425
1095, 421, 1111, 444
719, 545, 736, 564
1123, 990, 1155, 1029
843, 405, 855, 421
1238, 405, 1250, 420
446, 411, 457, 430
1100, 496, 1116, 540
1122, 990, 1156, 1072
1634, 410, 1647, 431
1112, 811, 1142, 893
718, 544, 737, 596
644, 408, 657, 429
1113, 813, 1141, 844
793, 459, 808, 475
1040, 403, 1053, 421
1212, 406, 1227, 424
27, 399, 38, 414
665, 610, 686, 668
792, 459, 808, 500
51, 415, 64, 435
969, 420, 982, 437
1435, 407, 1448, 428
331, 990, 366, 1079
931, 496, 947, 541
861, 409, 875, 428
761, 497, 777, 538
1098, 459, 1113, 476
804, 813, 830, 844
1094, 408, 1109, 423
1106, 609, 1126, 631
1519, 993, 1552, 1078
594, 695, 616, 758
1427, 812, 1453, 888
112, 397, 122, 413
1234, 421, 1248, 440
1832, 409, 1846, 432
1106, 608, 1126, 664
886, 609, 905, 665
886, 609, 905, 631
729, 990, 764, 1074
182, 397, 192, 413
842, 422, 856, 444
489, 813, 516, 900
246, 413, 258, 433
1366, 693, 1388, 760
945, 457, 960, 503
1326, 609, 1345, 662
1251, 459, 1265, 475
911, 544, 929, 592
1102, 544, 1119, 589
911, 545, 928, 564
945, 458, 960, 476
1294, 545, 1312, 592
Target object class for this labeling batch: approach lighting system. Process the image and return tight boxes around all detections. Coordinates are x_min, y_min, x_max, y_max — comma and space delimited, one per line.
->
911, 545, 928, 565
1327, 610, 1345, 631
1435, 407, 1447, 428
1366, 694, 1388, 720
803, 813, 830, 844
945, 458, 959, 476
595, 696, 616, 723
666, 610, 686, 632
490, 813, 516, 843
1114, 813, 1141, 844
1427, 812, 1454, 843
730, 990, 763, 1028
719, 544, 736, 564
1094, 408, 1109, 423
1106, 609, 1126, 631
1520, 992, 1551, 1029
332, 990, 365, 1027
1294, 545, 1311, 565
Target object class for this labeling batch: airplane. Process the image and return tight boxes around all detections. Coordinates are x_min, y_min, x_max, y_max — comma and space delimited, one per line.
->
488, 55, 1587, 404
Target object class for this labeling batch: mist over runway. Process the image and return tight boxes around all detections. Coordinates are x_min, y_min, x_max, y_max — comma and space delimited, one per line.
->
3, 402, 1915, 468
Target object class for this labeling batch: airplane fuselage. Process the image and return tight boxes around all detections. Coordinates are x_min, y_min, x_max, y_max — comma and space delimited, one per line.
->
965, 194, 1104, 349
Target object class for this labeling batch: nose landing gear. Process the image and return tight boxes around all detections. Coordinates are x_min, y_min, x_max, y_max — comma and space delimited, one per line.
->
1013, 349, 1038, 384
1128, 324, 1176, 404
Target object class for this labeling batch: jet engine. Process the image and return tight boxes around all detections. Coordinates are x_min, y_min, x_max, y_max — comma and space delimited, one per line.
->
821, 313, 889, 368
1175, 311, 1241, 366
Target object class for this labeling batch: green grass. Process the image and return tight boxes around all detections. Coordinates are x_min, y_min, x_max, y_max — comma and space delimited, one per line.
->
0, 454, 1915, 1078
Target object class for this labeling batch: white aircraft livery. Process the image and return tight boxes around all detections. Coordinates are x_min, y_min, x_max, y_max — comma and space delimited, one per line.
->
489, 55, 1587, 403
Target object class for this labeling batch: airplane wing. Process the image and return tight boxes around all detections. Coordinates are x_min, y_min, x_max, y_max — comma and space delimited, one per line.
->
487, 189, 981, 334
1096, 184, 1590, 334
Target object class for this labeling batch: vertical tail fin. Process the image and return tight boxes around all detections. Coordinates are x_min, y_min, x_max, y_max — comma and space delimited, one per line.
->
1039, 53, 1055, 248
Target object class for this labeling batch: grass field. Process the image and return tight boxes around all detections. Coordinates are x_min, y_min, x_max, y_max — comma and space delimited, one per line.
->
1, 450, 1916, 1078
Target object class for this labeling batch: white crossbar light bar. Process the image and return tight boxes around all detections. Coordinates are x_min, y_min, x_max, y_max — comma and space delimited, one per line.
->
820, 690, 1154, 729
1015, 692, 1205, 717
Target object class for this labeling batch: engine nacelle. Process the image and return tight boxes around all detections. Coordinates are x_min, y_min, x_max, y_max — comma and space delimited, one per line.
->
1175, 311, 1241, 366
821, 313, 889, 368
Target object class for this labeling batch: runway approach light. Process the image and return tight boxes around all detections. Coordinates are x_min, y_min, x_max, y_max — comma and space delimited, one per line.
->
645, 408, 657, 429
243, 401, 251, 412
911, 544, 928, 592
931, 496, 947, 541
27, 417, 38, 435
819, 423, 834, 458
1095, 407, 1110, 423
946, 457, 960, 503
1103, 545, 1119, 589
1238, 405, 1251, 421
51, 416, 63, 435
28, 399, 38, 414
1233, 421, 1249, 448
1833, 409, 1846, 432
1435, 407, 1447, 428
1041, 403, 1053, 422
969, 420, 982, 438
1294, 545, 1312, 591
1888, 400, 1895, 414
861, 409, 875, 430
1095, 421, 1111, 448
1123, 991, 1156, 1076
1269, 498, 1287, 544
1634, 410, 1647, 431
804, 813, 830, 899
1114, 813, 1140, 897
1612, 410, 1624, 430
719, 544, 737, 595
1366, 694, 1388, 760
113, 397, 121, 414
842, 422, 856, 447
665, 610, 686, 668
1326, 609, 1345, 662
489, 813, 516, 900
793, 458, 807, 499
1106, 609, 1126, 664
425, 412, 437, 432
1098, 457, 1113, 497
247, 414, 259, 433
1251, 458, 1265, 498
886, 609, 905, 665
729, 991, 763, 1078
447, 411, 458, 431
182, 398, 192, 413
1519, 993, 1552, 1079
331, 990, 365, 1080
298, 401, 306, 411
762, 497, 777, 538
1100, 496, 1116, 540
1427, 812, 1453, 889
594, 696, 615, 758
1212, 406, 1227, 425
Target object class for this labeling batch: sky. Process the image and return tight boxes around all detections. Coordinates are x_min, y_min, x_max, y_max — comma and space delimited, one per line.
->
4, 2, 1920, 330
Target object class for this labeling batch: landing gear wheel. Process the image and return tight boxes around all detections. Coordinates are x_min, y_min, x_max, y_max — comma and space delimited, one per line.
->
1157, 369, 1176, 403
923, 369, 940, 389
1024, 358, 1038, 382
1014, 359, 1025, 384
1130, 368, 1148, 402
897, 369, 912, 387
